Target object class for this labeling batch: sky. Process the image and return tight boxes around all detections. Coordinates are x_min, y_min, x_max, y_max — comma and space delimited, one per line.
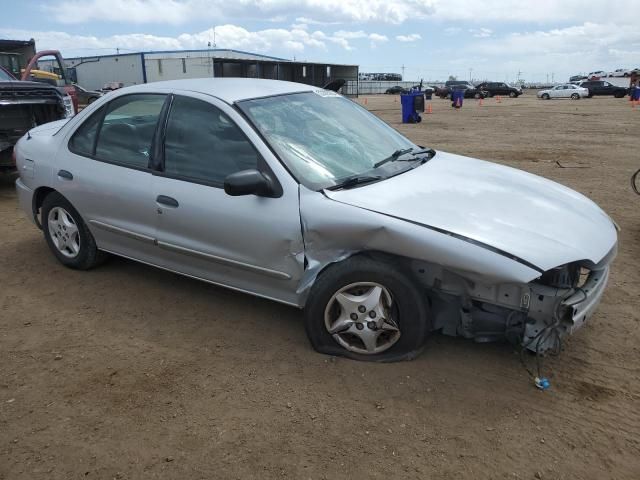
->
1, 0, 639, 83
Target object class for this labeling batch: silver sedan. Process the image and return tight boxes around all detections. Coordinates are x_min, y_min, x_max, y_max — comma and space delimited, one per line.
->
537, 84, 589, 100
14, 78, 617, 362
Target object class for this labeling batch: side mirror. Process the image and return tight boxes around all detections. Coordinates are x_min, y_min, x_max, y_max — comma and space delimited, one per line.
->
224, 169, 274, 197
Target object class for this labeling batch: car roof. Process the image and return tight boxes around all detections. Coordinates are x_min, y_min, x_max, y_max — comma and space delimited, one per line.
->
119, 78, 315, 104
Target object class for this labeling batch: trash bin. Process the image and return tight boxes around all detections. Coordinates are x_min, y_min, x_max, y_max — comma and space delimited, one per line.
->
451, 89, 464, 108
401, 91, 425, 123
632, 86, 640, 101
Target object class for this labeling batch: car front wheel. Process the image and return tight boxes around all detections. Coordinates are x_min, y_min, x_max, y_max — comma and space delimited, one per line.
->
541, 93, 550, 100
42, 192, 106, 270
509, 91, 517, 98
304, 256, 429, 362
571, 93, 580, 100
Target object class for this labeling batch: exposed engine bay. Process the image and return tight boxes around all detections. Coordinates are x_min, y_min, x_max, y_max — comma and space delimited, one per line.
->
414, 252, 614, 355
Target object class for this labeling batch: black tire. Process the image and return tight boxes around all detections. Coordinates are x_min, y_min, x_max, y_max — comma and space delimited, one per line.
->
632, 168, 640, 195
614, 93, 625, 99
509, 91, 517, 98
304, 255, 430, 362
571, 93, 580, 100
41, 191, 107, 270
541, 93, 550, 100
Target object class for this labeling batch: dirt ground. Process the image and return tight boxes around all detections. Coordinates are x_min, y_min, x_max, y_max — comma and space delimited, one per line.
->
1, 92, 639, 480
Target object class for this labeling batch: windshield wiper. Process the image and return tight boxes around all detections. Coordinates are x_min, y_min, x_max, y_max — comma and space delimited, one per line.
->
326, 175, 383, 191
373, 147, 436, 169
373, 148, 413, 168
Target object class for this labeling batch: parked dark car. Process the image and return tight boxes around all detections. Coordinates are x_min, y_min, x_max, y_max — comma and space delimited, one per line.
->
439, 81, 485, 99
476, 82, 522, 98
385, 85, 407, 94
578, 80, 627, 98
72, 84, 102, 105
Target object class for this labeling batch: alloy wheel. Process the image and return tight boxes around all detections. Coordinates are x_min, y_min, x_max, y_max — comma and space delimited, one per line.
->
324, 282, 400, 354
48, 206, 80, 258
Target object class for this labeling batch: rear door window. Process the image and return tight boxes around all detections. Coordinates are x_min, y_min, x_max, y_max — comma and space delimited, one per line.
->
94, 94, 166, 169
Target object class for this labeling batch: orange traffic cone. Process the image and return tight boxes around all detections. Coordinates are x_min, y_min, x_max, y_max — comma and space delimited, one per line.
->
426, 103, 433, 114
478, 98, 484, 106
455, 98, 461, 109
364, 97, 368, 105
496, 95, 501, 103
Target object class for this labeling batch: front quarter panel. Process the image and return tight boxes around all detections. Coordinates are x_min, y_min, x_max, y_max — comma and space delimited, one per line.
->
297, 186, 541, 301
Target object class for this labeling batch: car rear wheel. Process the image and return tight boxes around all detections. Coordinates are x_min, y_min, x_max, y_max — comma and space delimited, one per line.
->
571, 93, 580, 100
509, 91, 517, 98
42, 192, 107, 270
304, 256, 429, 362
541, 93, 550, 100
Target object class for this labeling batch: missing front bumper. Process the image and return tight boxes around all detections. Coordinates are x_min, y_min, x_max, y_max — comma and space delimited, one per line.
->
523, 267, 610, 353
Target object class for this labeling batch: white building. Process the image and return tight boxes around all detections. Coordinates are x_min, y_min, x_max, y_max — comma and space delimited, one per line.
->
39, 49, 359, 94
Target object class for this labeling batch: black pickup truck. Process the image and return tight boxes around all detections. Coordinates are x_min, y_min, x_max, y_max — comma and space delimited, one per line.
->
0, 66, 68, 171
577, 80, 627, 98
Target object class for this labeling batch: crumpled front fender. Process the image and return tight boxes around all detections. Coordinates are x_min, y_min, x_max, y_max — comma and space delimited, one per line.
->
296, 186, 542, 304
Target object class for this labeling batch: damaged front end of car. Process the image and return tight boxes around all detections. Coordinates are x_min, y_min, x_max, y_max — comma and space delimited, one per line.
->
299, 182, 618, 356
0, 82, 66, 170
419, 254, 615, 354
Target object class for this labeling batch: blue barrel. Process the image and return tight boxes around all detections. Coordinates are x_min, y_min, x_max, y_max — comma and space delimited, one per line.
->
632, 86, 640, 101
451, 89, 464, 108
400, 91, 424, 123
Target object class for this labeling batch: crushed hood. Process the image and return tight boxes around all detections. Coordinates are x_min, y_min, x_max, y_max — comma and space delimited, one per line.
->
324, 152, 617, 272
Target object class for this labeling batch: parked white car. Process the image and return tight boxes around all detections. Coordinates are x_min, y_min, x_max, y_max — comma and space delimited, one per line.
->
608, 68, 633, 77
587, 71, 607, 80
537, 84, 589, 100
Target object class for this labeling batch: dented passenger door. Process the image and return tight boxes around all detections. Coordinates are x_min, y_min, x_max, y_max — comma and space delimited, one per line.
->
151, 92, 305, 306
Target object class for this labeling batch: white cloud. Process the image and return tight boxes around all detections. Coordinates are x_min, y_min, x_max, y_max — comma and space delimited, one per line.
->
396, 34, 421, 42
48, 0, 437, 25
0, 24, 388, 57
369, 33, 389, 43
469, 28, 492, 38
442, 22, 640, 82
47, 0, 640, 26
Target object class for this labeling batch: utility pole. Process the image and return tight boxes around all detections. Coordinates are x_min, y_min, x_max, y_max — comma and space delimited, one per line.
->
469, 68, 472, 82
401, 64, 405, 80
551, 72, 554, 83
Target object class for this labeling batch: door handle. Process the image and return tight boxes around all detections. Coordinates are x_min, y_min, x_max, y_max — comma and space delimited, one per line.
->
58, 169, 73, 180
156, 195, 179, 208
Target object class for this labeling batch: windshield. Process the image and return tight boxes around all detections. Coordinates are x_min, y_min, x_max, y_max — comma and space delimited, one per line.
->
0, 67, 15, 81
238, 91, 418, 190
